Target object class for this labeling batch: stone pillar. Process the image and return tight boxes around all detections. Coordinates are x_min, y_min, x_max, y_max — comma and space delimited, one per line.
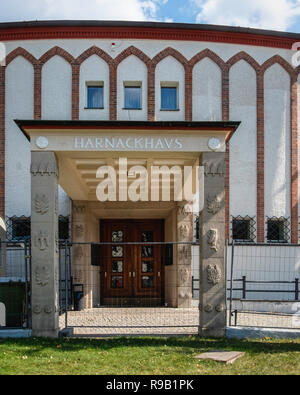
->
199, 152, 226, 337
177, 203, 193, 308
72, 202, 92, 309
31, 152, 59, 338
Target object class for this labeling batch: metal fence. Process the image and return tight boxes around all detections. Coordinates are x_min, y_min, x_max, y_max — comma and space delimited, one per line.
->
59, 241, 200, 336
227, 241, 300, 329
0, 240, 31, 329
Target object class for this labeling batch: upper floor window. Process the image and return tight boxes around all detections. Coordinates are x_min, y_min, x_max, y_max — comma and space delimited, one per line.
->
86, 82, 104, 109
161, 84, 178, 111
267, 217, 289, 243
124, 83, 142, 110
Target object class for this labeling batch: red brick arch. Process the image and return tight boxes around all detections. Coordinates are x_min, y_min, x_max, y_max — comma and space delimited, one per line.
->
189, 49, 226, 70
6, 47, 38, 66
260, 55, 298, 243
114, 46, 151, 66
152, 47, 189, 68
76, 46, 114, 66
39, 46, 75, 65
227, 51, 260, 72
73, 47, 114, 120
261, 54, 295, 76
111, 46, 152, 121
38, 47, 75, 120
149, 47, 190, 121
1, 45, 300, 243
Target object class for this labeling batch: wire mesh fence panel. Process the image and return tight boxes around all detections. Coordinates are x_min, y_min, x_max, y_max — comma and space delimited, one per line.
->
227, 242, 300, 329
0, 241, 31, 329
59, 241, 200, 336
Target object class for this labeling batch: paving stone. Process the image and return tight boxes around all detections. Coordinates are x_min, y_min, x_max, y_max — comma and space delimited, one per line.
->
195, 351, 244, 364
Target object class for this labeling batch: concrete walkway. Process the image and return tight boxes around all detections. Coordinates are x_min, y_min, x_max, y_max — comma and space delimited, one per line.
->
60, 307, 199, 336
59, 307, 300, 336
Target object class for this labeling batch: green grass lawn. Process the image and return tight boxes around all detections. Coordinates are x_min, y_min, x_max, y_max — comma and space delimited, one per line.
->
0, 336, 300, 375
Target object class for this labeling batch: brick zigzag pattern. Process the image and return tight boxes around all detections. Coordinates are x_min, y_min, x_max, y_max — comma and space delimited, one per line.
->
1, 46, 299, 242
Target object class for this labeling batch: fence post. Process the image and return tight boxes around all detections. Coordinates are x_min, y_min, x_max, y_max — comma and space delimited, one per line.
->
65, 240, 68, 329
295, 278, 299, 301
229, 240, 235, 327
242, 276, 246, 299
24, 240, 29, 329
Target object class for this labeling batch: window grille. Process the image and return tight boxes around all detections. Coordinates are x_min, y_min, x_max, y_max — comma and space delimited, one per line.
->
266, 217, 290, 243
5, 215, 70, 241
231, 216, 256, 242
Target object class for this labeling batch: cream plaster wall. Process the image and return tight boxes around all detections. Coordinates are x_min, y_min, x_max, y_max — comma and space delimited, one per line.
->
42, 55, 72, 120
192, 57, 222, 121
229, 60, 257, 219
264, 64, 291, 220
5, 56, 33, 217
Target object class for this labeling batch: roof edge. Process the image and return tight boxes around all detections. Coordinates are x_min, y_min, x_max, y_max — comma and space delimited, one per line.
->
15, 119, 241, 143
0, 20, 299, 39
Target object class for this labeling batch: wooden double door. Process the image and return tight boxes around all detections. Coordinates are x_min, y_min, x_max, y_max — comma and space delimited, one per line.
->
100, 219, 164, 306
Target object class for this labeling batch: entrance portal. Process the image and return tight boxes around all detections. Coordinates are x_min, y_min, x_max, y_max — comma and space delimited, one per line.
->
100, 220, 164, 306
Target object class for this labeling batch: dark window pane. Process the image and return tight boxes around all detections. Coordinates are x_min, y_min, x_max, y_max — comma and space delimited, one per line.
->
112, 246, 123, 258
142, 246, 153, 258
87, 86, 103, 108
142, 261, 154, 273
267, 220, 287, 242
161, 87, 177, 110
142, 276, 154, 288
111, 276, 123, 288
232, 219, 250, 241
59, 217, 69, 240
124, 87, 141, 109
11, 218, 31, 240
112, 260, 123, 273
141, 231, 153, 242
112, 231, 123, 242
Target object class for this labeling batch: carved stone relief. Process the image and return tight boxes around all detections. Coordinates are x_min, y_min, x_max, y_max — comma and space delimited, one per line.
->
207, 229, 218, 252
73, 205, 86, 215
215, 304, 225, 313
35, 265, 50, 287
179, 267, 190, 286
203, 161, 225, 177
204, 304, 213, 313
179, 224, 190, 239
30, 161, 58, 177
34, 194, 50, 215
74, 224, 84, 238
206, 195, 221, 214
34, 230, 49, 251
206, 264, 222, 286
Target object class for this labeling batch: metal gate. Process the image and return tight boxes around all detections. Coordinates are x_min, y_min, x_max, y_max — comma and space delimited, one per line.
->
0, 240, 31, 329
59, 241, 200, 336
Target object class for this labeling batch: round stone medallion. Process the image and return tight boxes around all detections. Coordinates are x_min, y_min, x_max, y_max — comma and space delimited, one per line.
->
208, 137, 221, 151
36, 136, 49, 149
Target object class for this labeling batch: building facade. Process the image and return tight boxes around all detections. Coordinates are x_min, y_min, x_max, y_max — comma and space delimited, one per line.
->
0, 20, 299, 336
